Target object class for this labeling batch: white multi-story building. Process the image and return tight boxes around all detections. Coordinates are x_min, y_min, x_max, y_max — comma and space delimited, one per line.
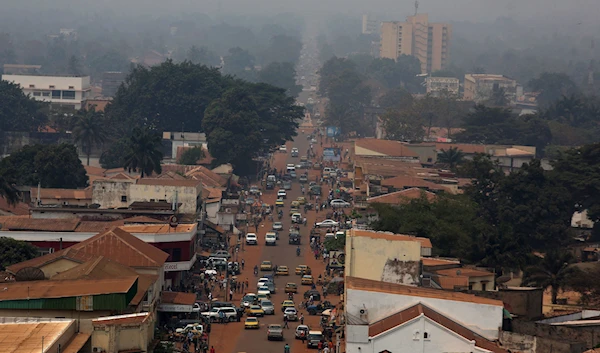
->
1, 74, 91, 110
425, 77, 460, 97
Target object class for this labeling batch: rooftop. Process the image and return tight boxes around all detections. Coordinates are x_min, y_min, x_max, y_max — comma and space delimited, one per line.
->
162, 291, 196, 305
350, 229, 433, 248
369, 303, 507, 353
0, 277, 137, 301
367, 188, 437, 205
435, 268, 495, 278
136, 178, 202, 188
433, 143, 486, 154
421, 257, 461, 267
355, 138, 419, 158
92, 312, 151, 326
62, 333, 91, 353
7, 227, 169, 273
0, 320, 73, 353
29, 187, 92, 201
380, 175, 448, 191
346, 277, 503, 306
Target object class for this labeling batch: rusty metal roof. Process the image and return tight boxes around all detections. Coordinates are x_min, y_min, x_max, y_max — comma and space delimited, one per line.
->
355, 138, 420, 158
0, 217, 80, 231
7, 227, 169, 273
0, 277, 137, 301
61, 333, 91, 353
29, 187, 92, 200
161, 291, 196, 305
350, 229, 433, 248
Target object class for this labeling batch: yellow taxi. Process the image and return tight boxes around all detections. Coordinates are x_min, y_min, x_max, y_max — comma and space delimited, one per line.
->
296, 196, 307, 205
295, 265, 312, 275
257, 293, 269, 302
301, 275, 314, 285
289, 207, 300, 216
281, 300, 295, 312
260, 261, 273, 271
284, 282, 298, 293
246, 304, 265, 317
244, 317, 260, 329
276, 199, 284, 207
291, 200, 300, 208
276, 266, 289, 276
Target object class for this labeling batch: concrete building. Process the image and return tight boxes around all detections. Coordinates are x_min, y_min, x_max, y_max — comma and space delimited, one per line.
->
425, 76, 460, 96
345, 277, 506, 353
380, 14, 451, 73
92, 312, 154, 353
345, 229, 432, 286
362, 14, 379, 34
463, 74, 521, 104
162, 131, 207, 160
1, 74, 91, 110
92, 178, 203, 215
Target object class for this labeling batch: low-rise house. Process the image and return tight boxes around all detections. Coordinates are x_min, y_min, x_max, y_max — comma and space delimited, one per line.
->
432, 268, 496, 291
345, 277, 506, 353
92, 312, 154, 353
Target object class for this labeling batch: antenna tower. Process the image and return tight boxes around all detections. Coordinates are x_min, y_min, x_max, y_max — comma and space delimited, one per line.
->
414, 0, 419, 16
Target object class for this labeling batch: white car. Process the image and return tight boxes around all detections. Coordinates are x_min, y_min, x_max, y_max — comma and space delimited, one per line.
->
272, 222, 284, 231
284, 307, 298, 321
330, 199, 351, 208
279, 145, 287, 152
315, 219, 339, 228
204, 269, 217, 276
265, 232, 277, 246
176, 323, 203, 335
277, 190, 287, 199
257, 278, 270, 288
257, 286, 271, 297
246, 233, 258, 245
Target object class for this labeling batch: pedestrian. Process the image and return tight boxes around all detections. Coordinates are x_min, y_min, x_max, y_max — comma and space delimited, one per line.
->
300, 313, 304, 325
323, 346, 330, 353
210, 346, 215, 353
229, 289, 233, 301
283, 314, 289, 329
317, 341, 323, 353
241, 259, 245, 270
284, 343, 291, 353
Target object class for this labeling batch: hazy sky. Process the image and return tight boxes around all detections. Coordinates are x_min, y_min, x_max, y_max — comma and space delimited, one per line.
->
4, 0, 600, 24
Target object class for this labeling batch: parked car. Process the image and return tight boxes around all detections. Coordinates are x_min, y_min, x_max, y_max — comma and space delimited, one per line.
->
209, 250, 231, 259
315, 219, 339, 228
249, 185, 261, 195
201, 307, 238, 322
330, 199, 351, 208
279, 145, 287, 152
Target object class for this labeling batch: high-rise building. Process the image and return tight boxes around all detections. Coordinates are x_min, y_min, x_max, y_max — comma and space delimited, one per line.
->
380, 14, 451, 73
362, 14, 379, 35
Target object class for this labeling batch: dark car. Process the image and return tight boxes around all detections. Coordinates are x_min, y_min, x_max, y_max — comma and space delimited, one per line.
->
289, 233, 301, 245
266, 182, 275, 190
303, 290, 321, 301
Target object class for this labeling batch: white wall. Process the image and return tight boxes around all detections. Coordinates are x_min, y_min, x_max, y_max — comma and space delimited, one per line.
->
347, 316, 489, 353
206, 202, 220, 223
2, 74, 91, 109
346, 288, 503, 340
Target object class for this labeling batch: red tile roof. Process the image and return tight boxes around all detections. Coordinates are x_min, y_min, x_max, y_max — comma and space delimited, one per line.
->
7, 227, 169, 273
0, 217, 81, 231
0, 277, 137, 301
62, 333, 91, 353
29, 187, 92, 201
0, 198, 30, 215
346, 277, 503, 306
162, 291, 196, 305
185, 166, 228, 188
136, 178, 202, 188
355, 138, 419, 158
367, 188, 437, 204
421, 258, 460, 267
369, 303, 508, 353
84, 165, 106, 176
351, 229, 432, 248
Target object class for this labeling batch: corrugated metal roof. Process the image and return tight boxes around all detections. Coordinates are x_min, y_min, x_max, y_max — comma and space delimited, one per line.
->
62, 333, 91, 353
93, 312, 151, 326
7, 227, 169, 273
355, 138, 420, 158
29, 187, 92, 200
0, 321, 72, 353
0, 277, 136, 301
367, 188, 437, 204
0, 217, 80, 231
161, 291, 196, 305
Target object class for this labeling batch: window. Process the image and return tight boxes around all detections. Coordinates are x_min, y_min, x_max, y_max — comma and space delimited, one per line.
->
121, 195, 127, 202
468, 283, 474, 290
33, 92, 41, 97
68, 86, 74, 89
62, 90, 75, 99
481, 282, 487, 291
29, 84, 35, 88
51, 90, 61, 99
172, 248, 182, 262
413, 330, 420, 340
49, 85, 55, 89
424, 332, 430, 340
42, 92, 50, 97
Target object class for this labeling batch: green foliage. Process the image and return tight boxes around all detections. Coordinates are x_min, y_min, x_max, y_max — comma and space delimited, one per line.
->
437, 147, 465, 169
223, 47, 256, 79
0, 175, 19, 206
107, 60, 227, 134
0, 144, 88, 188
377, 87, 413, 110
379, 109, 424, 142
528, 72, 580, 108
203, 87, 262, 172
258, 62, 302, 97
178, 146, 205, 165
186, 46, 220, 67
0, 237, 39, 271
100, 138, 130, 169
523, 251, 575, 304
123, 127, 163, 178
72, 107, 108, 166
324, 235, 346, 252
366, 56, 422, 92
262, 35, 302, 66
0, 80, 48, 132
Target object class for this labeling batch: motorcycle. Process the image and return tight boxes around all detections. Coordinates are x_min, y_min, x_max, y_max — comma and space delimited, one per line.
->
296, 247, 301, 257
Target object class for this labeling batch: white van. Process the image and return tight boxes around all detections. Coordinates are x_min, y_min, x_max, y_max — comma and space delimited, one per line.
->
265, 232, 277, 246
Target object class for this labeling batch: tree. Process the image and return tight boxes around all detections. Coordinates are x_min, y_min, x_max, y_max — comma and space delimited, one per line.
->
0, 175, 19, 205
262, 35, 302, 66
0, 237, 39, 271
258, 62, 302, 97
0, 80, 48, 132
186, 46, 220, 67
72, 107, 108, 165
318, 57, 357, 97
366, 56, 422, 92
178, 146, 205, 165
203, 87, 262, 172
380, 108, 424, 142
100, 138, 130, 169
528, 72, 580, 108
438, 147, 465, 169
223, 47, 256, 78
107, 60, 227, 134
377, 87, 413, 110
123, 127, 163, 178
0, 144, 88, 188
523, 251, 575, 304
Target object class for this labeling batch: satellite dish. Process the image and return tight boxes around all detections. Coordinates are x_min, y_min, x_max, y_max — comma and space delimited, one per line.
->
15, 267, 45, 282
337, 253, 346, 264
169, 215, 179, 228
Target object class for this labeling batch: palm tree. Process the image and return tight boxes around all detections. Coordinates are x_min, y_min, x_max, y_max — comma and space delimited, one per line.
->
123, 127, 163, 178
72, 108, 108, 166
0, 175, 19, 206
437, 147, 464, 169
523, 250, 575, 304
